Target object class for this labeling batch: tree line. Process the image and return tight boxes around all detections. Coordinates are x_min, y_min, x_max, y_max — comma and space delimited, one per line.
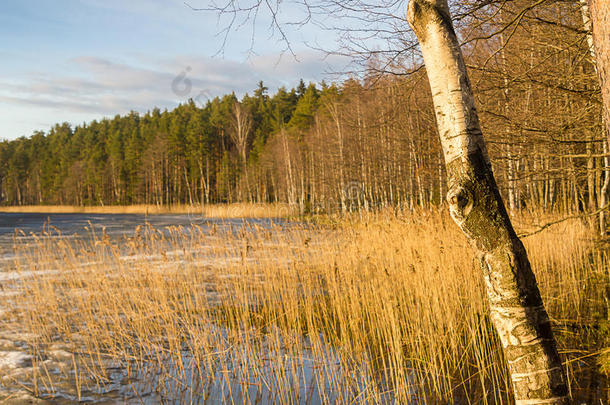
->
0, 0, 604, 217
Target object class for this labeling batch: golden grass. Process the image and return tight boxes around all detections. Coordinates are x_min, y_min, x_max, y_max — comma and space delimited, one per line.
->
0, 208, 608, 403
0, 203, 298, 217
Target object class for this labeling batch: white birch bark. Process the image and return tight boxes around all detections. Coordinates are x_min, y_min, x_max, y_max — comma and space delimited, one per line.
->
230, 101, 252, 200
581, 0, 610, 234
588, 0, 610, 235
406, 1, 568, 402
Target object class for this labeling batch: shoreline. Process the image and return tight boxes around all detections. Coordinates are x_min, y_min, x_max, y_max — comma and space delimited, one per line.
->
0, 203, 297, 218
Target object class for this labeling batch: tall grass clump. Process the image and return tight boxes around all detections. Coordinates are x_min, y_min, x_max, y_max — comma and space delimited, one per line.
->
1, 209, 607, 403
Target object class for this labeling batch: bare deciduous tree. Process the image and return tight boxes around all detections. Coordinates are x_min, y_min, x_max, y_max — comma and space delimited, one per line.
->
229, 100, 252, 198
230, 101, 252, 166
588, 0, 610, 234
589, 0, 610, 133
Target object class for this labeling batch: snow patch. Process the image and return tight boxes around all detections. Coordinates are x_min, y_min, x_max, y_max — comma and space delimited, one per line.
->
0, 351, 30, 369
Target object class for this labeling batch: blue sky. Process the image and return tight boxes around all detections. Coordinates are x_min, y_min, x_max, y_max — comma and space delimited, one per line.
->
0, 0, 349, 140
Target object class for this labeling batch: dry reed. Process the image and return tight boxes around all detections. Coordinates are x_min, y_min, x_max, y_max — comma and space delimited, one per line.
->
0, 208, 607, 403
0, 203, 297, 218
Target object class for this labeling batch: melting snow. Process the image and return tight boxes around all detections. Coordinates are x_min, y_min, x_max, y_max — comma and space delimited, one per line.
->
0, 351, 30, 369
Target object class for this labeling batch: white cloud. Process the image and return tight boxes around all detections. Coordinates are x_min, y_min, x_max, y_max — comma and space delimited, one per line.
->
0, 50, 350, 140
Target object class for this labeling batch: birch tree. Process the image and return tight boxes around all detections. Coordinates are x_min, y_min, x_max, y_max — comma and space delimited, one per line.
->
229, 101, 252, 167
229, 100, 253, 199
589, 0, 610, 138
406, 1, 567, 402
588, 0, 610, 234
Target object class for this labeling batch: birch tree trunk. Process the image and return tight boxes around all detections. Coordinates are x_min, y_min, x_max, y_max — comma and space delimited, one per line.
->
588, 0, 610, 234
589, 0, 610, 131
406, 1, 568, 403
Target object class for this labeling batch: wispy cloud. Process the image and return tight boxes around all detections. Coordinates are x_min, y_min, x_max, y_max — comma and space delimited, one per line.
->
0, 51, 349, 121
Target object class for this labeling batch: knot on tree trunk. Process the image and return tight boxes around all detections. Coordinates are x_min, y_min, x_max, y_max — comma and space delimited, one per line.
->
447, 184, 474, 225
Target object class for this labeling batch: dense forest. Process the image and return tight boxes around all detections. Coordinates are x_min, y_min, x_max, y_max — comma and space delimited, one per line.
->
0, 1, 604, 215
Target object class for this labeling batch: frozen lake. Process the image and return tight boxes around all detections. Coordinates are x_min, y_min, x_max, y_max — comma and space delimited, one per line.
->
0, 212, 344, 404
0, 212, 288, 260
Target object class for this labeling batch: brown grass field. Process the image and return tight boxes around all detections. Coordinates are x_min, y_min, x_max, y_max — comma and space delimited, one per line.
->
0, 208, 608, 403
